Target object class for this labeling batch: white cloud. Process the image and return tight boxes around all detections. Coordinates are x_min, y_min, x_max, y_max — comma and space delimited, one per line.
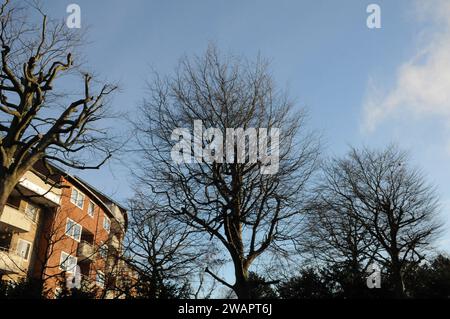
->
362, 0, 450, 133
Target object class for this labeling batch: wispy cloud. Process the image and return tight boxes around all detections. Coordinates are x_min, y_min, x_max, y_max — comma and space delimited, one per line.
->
362, 0, 450, 133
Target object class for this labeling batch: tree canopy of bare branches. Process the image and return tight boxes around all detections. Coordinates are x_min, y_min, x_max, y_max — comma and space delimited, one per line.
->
133, 45, 320, 299
0, 1, 117, 214
301, 190, 377, 295
125, 192, 214, 299
307, 145, 443, 297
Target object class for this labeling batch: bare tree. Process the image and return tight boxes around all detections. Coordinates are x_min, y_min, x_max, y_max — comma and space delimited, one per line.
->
0, 1, 118, 215
303, 198, 375, 269
313, 145, 443, 297
133, 45, 320, 298
125, 191, 213, 299
301, 166, 380, 297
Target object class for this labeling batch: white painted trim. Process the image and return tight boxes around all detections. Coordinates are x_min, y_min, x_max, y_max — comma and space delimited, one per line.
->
65, 218, 82, 242
16, 239, 32, 261
18, 178, 61, 204
70, 187, 85, 209
59, 251, 78, 274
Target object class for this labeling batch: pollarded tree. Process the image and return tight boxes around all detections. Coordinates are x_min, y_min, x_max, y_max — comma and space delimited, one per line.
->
316, 145, 443, 298
133, 45, 320, 299
0, 1, 117, 214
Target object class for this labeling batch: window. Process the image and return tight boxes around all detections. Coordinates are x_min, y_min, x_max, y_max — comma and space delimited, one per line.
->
103, 215, 111, 233
88, 201, 95, 217
25, 202, 39, 222
65, 218, 82, 241
0, 231, 12, 250
59, 252, 77, 273
70, 187, 85, 209
96, 271, 105, 288
16, 239, 32, 260
99, 243, 108, 259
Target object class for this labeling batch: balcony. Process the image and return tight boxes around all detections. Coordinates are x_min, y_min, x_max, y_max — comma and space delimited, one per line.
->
0, 248, 24, 274
0, 204, 32, 232
17, 171, 62, 207
77, 241, 96, 262
108, 204, 126, 234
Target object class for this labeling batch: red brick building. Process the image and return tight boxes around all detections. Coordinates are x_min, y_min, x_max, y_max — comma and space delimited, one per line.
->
0, 163, 133, 298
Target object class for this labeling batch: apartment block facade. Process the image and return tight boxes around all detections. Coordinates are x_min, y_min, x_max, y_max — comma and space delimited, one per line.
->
0, 162, 132, 298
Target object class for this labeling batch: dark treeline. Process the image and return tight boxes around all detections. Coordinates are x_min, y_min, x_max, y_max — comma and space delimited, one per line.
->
257, 254, 450, 299
2, 253, 450, 299
220, 254, 450, 299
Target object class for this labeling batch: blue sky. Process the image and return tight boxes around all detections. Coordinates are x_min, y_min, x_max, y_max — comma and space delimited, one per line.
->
45, 1, 450, 258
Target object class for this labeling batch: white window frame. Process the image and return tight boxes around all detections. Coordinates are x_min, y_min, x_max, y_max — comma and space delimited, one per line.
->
16, 239, 32, 261
96, 270, 105, 288
70, 187, 85, 209
24, 202, 39, 223
59, 251, 77, 274
103, 215, 111, 233
87, 200, 95, 218
65, 218, 82, 242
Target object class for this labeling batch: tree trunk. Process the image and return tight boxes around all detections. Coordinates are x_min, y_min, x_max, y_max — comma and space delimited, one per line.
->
392, 272, 405, 298
0, 175, 16, 218
391, 256, 406, 298
0, 166, 30, 218
233, 265, 251, 299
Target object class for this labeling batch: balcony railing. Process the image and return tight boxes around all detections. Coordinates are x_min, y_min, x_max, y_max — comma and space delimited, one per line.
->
0, 204, 33, 232
0, 247, 25, 274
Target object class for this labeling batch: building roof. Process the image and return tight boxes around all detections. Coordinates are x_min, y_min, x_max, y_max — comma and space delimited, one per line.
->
73, 174, 127, 212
